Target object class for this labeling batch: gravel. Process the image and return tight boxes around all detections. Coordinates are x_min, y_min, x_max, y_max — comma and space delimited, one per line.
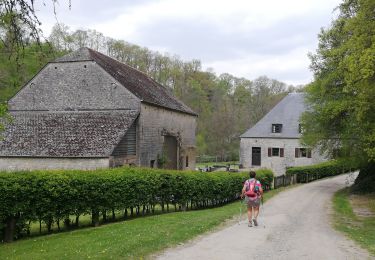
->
156, 173, 372, 260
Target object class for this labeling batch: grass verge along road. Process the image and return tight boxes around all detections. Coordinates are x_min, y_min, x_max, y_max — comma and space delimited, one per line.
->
0, 186, 290, 259
333, 188, 375, 256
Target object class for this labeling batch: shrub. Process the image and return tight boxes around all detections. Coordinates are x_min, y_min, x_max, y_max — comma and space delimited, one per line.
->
286, 160, 353, 183
0, 167, 274, 242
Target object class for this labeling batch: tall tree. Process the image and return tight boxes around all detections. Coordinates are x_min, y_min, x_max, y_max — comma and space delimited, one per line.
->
301, 0, 375, 170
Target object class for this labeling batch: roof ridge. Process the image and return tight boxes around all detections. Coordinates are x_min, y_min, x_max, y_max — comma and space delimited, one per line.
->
53, 47, 197, 116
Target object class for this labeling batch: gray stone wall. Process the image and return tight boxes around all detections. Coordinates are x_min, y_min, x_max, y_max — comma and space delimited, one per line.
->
138, 103, 197, 170
240, 138, 327, 176
9, 61, 140, 111
0, 157, 109, 171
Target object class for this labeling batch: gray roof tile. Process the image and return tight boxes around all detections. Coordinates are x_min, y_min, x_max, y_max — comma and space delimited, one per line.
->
55, 48, 197, 116
241, 93, 306, 138
0, 110, 139, 157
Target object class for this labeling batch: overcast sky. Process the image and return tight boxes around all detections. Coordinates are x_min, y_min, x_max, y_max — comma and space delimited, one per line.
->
35, 0, 342, 85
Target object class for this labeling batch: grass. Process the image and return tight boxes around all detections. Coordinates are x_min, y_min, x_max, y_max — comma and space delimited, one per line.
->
196, 161, 239, 169
332, 188, 375, 256
0, 186, 291, 259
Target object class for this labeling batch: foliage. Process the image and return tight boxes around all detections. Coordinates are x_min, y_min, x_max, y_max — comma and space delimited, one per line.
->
286, 160, 354, 183
0, 1, 42, 52
0, 167, 274, 242
0, 186, 287, 259
0, 42, 64, 102
333, 188, 375, 255
301, 0, 375, 167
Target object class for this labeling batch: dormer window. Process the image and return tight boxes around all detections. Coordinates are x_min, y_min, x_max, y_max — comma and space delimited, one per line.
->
272, 124, 282, 133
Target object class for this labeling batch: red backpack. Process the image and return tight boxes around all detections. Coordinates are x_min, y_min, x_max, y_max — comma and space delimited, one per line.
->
245, 179, 257, 198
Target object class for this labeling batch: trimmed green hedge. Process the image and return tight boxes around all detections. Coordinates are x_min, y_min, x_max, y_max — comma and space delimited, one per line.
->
286, 160, 353, 183
0, 167, 274, 242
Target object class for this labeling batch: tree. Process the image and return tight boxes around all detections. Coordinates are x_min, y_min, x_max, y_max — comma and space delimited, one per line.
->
301, 0, 375, 181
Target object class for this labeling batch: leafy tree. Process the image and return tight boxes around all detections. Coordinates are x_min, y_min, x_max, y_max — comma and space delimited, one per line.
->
301, 0, 375, 172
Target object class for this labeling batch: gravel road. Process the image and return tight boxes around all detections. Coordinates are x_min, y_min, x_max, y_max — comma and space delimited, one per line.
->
156, 173, 372, 260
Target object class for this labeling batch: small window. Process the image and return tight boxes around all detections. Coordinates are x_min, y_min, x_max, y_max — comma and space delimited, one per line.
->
84, 65, 87, 68
295, 148, 312, 158
268, 147, 284, 157
185, 156, 189, 167
54, 66, 57, 69
272, 124, 282, 133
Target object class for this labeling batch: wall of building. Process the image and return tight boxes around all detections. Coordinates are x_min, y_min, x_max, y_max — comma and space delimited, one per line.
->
138, 103, 197, 170
0, 157, 109, 171
240, 138, 327, 176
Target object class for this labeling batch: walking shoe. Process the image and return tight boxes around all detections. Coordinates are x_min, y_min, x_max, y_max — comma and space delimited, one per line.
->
248, 221, 252, 227
253, 219, 258, 226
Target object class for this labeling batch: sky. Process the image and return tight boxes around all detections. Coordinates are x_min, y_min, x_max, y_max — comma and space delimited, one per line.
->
34, 0, 342, 86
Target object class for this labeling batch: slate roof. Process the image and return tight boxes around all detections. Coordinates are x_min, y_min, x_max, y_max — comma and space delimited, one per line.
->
241, 93, 306, 139
0, 110, 139, 157
55, 48, 197, 116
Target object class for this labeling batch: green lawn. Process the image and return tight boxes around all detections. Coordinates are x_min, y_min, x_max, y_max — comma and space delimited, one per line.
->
196, 161, 239, 169
0, 186, 290, 259
332, 189, 375, 256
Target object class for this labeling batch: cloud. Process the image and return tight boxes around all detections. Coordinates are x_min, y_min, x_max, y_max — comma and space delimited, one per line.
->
205, 47, 312, 85
34, 0, 342, 85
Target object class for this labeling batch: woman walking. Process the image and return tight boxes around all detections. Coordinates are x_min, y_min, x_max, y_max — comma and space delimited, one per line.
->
241, 171, 263, 227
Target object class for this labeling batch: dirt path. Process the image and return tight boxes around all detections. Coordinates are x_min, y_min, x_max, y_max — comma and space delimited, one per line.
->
156, 173, 372, 260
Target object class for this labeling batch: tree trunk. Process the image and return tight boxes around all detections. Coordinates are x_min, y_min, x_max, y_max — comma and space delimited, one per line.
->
64, 218, 71, 229
112, 209, 116, 221
75, 215, 80, 227
102, 210, 107, 223
3, 215, 16, 243
92, 210, 100, 227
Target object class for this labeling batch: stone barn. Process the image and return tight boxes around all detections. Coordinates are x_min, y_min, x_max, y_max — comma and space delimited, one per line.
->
0, 47, 197, 171
240, 93, 326, 176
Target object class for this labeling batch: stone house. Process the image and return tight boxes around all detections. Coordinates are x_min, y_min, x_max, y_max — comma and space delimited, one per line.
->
0, 47, 197, 171
240, 93, 326, 176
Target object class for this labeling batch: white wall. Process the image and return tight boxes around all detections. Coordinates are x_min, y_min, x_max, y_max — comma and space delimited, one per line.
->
0, 157, 109, 171
240, 138, 326, 176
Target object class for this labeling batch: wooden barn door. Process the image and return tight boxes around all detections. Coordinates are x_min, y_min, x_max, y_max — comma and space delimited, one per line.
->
163, 136, 178, 169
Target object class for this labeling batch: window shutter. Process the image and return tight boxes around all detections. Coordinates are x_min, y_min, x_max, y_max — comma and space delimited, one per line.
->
268, 148, 271, 157
280, 148, 284, 157
307, 149, 312, 158
295, 148, 299, 158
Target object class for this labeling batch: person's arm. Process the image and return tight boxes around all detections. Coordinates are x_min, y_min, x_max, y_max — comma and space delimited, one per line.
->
241, 182, 246, 198
257, 181, 263, 196
259, 186, 264, 196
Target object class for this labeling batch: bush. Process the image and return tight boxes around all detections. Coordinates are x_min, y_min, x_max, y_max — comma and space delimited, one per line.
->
286, 160, 353, 183
0, 167, 274, 242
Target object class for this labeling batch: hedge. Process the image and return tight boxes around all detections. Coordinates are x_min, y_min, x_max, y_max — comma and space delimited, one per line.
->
0, 167, 274, 242
286, 160, 353, 183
